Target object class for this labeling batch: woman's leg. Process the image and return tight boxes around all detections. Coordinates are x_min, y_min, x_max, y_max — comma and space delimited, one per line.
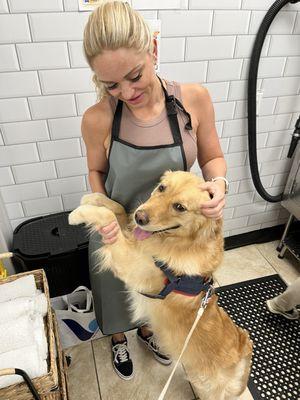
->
89, 231, 135, 380
267, 277, 300, 319
137, 325, 172, 365
88, 230, 136, 335
273, 277, 300, 311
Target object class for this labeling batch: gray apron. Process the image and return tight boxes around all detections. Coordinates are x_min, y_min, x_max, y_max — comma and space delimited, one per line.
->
89, 79, 189, 335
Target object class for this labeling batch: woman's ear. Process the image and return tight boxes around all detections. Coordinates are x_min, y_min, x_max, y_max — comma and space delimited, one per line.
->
152, 37, 158, 65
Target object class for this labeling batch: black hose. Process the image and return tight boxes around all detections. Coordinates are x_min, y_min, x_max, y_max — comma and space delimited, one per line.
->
15, 369, 41, 400
247, 0, 300, 203
0, 368, 41, 400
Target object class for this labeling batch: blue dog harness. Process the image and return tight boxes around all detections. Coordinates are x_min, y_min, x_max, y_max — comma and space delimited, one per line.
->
140, 259, 214, 300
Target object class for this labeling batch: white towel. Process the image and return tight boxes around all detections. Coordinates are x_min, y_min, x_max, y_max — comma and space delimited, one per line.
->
0, 293, 48, 324
0, 344, 48, 389
0, 315, 34, 354
0, 275, 37, 303
32, 315, 48, 361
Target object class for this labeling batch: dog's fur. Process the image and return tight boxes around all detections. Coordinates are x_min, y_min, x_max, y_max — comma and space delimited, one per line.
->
69, 171, 252, 400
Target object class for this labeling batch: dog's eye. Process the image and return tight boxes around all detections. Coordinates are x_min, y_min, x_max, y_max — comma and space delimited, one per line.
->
173, 203, 186, 212
158, 184, 166, 192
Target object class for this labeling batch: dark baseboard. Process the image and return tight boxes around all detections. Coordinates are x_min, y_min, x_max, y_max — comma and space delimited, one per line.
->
224, 220, 300, 251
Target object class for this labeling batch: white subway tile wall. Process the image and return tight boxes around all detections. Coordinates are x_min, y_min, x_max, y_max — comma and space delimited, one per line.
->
0, 45, 19, 71
0, 1, 299, 236
7, 0, 64, 13
17, 42, 70, 70
1, 120, 49, 144
0, 0, 9, 13
75, 92, 98, 115
12, 161, 57, 183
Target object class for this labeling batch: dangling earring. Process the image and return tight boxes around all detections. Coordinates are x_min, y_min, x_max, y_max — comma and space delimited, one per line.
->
153, 56, 158, 71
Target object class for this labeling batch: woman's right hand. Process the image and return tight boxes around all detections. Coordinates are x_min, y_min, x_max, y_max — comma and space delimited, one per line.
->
97, 221, 120, 244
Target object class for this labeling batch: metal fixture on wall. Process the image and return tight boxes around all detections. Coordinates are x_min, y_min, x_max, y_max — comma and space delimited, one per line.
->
247, 0, 300, 261
247, 0, 300, 203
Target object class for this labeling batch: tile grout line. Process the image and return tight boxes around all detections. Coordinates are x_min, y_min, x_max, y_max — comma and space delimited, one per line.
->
254, 243, 281, 277
91, 340, 103, 400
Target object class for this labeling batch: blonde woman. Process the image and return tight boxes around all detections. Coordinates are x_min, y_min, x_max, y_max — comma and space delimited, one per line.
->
83, 1, 227, 380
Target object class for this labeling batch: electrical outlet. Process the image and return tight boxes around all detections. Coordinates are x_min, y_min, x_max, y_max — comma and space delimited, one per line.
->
256, 90, 263, 116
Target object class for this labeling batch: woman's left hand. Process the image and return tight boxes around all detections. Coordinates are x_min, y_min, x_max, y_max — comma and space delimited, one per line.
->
199, 181, 226, 219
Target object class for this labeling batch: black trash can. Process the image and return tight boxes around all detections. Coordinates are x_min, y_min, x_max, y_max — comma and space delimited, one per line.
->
12, 212, 90, 297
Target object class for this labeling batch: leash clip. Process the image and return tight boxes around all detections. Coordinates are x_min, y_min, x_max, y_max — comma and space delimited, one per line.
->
201, 286, 214, 310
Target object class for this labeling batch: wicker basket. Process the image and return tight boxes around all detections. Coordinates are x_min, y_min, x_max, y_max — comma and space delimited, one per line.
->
0, 269, 58, 400
41, 312, 68, 400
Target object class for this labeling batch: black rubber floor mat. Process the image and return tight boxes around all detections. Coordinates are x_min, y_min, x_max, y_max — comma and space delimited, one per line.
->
216, 274, 300, 400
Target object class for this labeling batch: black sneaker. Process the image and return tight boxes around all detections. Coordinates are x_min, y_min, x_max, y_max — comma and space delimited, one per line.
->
111, 336, 134, 380
137, 328, 172, 365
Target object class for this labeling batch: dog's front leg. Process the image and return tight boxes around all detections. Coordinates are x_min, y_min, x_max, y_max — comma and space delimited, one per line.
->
69, 204, 139, 286
69, 203, 126, 274
80, 193, 127, 228
69, 205, 160, 295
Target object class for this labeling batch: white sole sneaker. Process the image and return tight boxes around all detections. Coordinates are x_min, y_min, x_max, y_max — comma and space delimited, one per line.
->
137, 331, 172, 365
112, 362, 134, 381
266, 299, 299, 320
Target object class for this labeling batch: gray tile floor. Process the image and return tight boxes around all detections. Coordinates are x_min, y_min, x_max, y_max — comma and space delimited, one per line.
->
65, 241, 300, 400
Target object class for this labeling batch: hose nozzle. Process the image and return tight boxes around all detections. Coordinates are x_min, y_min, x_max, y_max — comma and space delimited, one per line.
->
287, 116, 300, 158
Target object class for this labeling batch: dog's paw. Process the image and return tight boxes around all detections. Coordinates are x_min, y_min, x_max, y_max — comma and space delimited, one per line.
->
69, 207, 87, 225
96, 207, 118, 228
80, 192, 107, 206
69, 204, 117, 229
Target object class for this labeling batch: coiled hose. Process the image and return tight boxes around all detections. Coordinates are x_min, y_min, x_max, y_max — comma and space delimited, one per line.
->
247, 0, 300, 203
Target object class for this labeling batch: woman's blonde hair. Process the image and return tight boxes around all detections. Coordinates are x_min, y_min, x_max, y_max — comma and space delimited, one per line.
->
83, 1, 153, 100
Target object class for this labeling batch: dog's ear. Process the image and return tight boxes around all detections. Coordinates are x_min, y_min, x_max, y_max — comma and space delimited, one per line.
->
212, 217, 223, 235
197, 215, 223, 243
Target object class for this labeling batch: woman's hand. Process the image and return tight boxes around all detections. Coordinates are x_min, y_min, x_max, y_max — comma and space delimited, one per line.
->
199, 181, 226, 219
97, 221, 120, 244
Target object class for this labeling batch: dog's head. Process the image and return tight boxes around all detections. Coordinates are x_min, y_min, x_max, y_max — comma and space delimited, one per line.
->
133, 171, 222, 242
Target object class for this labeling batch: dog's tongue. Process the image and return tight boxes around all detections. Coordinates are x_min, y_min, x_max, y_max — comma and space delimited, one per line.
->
134, 227, 152, 240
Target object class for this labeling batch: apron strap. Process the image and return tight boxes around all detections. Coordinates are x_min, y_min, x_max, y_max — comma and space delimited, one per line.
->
165, 95, 183, 146
111, 99, 123, 139
157, 76, 193, 131
157, 77, 188, 170
110, 78, 188, 171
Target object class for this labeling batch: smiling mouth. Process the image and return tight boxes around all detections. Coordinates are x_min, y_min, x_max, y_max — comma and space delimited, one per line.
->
128, 93, 143, 102
133, 224, 181, 241
152, 225, 181, 234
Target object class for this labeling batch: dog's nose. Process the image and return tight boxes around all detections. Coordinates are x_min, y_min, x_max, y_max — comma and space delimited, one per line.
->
135, 210, 149, 226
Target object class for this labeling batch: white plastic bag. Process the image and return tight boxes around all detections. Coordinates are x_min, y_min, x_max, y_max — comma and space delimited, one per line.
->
51, 286, 103, 349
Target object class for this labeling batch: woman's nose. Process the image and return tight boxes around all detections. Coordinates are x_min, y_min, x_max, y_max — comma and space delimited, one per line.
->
120, 82, 134, 100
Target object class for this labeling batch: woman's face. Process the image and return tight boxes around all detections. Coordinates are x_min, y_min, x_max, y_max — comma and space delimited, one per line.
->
91, 47, 158, 108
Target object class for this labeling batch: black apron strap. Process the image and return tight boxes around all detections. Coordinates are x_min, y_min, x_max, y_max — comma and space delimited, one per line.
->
110, 79, 188, 171
157, 76, 193, 131
157, 76, 188, 170
174, 98, 193, 131
111, 100, 123, 139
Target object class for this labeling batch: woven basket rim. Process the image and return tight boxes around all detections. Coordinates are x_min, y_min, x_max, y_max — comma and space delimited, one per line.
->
40, 311, 69, 400
0, 269, 59, 399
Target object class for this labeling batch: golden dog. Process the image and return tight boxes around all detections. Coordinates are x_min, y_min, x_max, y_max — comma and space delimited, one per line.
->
69, 171, 252, 400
